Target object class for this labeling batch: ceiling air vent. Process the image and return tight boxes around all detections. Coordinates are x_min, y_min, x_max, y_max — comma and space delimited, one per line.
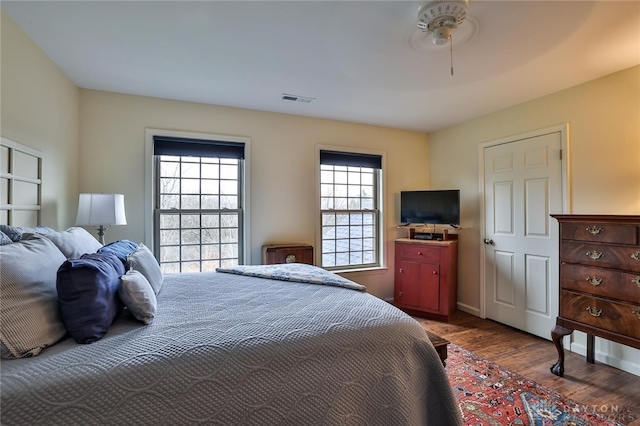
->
282, 93, 315, 103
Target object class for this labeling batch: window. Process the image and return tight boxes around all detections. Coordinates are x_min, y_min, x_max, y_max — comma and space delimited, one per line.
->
319, 149, 383, 270
153, 135, 245, 273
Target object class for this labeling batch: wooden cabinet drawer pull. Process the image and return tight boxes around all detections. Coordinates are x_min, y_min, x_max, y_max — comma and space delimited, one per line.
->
633, 308, 640, 319
632, 276, 640, 287
631, 251, 640, 261
586, 250, 603, 260
585, 225, 603, 235
586, 276, 602, 286
586, 306, 603, 317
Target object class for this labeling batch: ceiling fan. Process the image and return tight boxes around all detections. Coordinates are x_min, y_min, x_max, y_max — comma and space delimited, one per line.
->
417, 0, 469, 75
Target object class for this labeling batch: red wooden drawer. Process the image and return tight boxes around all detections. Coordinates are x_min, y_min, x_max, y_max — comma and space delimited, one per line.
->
396, 243, 440, 263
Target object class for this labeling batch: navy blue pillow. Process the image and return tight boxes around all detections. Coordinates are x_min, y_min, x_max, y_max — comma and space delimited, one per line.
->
56, 252, 125, 344
98, 240, 138, 269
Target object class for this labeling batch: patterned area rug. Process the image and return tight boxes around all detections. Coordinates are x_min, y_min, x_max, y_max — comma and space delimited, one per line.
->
447, 344, 625, 426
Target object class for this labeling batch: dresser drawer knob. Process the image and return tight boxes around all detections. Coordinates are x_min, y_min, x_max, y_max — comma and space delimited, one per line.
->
585, 225, 603, 235
586, 276, 602, 286
586, 306, 603, 317
631, 251, 640, 261
633, 276, 640, 287
633, 308, 640, 319
586, 251, 603, 260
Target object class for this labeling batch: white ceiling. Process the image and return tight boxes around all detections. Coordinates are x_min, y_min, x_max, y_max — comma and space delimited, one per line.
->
3, 1, 640, 133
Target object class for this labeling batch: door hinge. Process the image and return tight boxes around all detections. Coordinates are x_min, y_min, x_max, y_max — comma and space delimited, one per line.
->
559, 149, 562, 160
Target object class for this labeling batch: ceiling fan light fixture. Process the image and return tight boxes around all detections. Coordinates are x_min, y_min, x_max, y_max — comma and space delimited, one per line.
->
432, 26, 451, 45
417, 0, 468, 45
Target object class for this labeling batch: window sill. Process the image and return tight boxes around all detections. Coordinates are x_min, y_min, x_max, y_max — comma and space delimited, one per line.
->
330, 266, 389, 275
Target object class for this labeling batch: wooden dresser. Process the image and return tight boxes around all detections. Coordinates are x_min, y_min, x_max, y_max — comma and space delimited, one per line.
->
394, 238, 458, 321
550, 215, 640, 377
262, 244, 314, 265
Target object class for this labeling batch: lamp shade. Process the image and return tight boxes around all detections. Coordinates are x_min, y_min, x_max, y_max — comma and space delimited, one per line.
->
75, 193, 127, 226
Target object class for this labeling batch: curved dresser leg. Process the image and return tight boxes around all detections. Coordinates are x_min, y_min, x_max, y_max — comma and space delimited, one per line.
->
550, 325, 573, 377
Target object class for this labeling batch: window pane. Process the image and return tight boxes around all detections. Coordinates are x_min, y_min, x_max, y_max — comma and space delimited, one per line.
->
181, 229, 200, 244
160, 229, 180, 245
202, 214, 220, 228
201, 164, 219, 179
202, 228, 219, 243
220, 180, 237, 195
160, 161, 180, 177
181, 214, 200, 228
160, 215, 179, 228
220, 164, 237, 179
201, 180, 219, 194
320, 197, 334, 209
161, 178, 180, 194
220, 196, 238, 209
180, 195, 199, 209
181, 162, 199, 178
202, 195, 219, 209
221, 213, 238, 227
160, 194, 179, 209
181, 179, 200, 194
161, 246, 180, 262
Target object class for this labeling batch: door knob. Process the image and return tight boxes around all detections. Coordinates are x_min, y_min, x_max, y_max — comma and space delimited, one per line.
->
483, 238, 495, 246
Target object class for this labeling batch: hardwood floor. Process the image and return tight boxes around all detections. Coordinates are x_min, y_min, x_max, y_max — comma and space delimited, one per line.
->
415, 310, 640, 426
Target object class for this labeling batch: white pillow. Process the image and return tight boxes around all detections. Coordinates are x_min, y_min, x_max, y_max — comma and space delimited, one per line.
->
0, 235, 68, 359
119, 270, 157, 325
127, 243, 163, 295
45, 227, 103, 259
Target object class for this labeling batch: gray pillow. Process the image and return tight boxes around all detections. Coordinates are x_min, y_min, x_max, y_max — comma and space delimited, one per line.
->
44, 227, 103, 259
118, 270, 157, 325
127, 243, 163, 295
0, 235, 68, 359
0, 230, 12, 245
0, 225, 55, 242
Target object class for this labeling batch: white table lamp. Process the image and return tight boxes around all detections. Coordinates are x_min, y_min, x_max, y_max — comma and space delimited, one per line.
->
75, 193, 127, 244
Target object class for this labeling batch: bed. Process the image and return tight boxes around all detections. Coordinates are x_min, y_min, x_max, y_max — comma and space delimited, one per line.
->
0, 138, 461, 425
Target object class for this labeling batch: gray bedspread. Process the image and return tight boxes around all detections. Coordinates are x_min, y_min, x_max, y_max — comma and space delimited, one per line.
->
1, 271, 461, 425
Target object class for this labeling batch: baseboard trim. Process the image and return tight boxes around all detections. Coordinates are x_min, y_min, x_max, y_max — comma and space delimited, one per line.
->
569, 342, 640, 376
456, 302, 480, 317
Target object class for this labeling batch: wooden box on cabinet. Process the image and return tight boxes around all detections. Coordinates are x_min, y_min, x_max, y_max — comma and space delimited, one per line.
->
394, 239, 458, 321
262, 244, 314, 265
550, 215, 640, 377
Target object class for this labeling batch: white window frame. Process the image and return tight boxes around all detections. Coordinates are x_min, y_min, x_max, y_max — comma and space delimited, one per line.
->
315, 144, 386, 272
145, 129, 251, 264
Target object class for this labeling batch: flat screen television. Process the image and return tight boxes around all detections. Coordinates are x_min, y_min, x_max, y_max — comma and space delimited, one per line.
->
400, 190, 460, 226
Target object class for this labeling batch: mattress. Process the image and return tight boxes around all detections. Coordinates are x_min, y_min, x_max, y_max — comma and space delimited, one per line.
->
1, 270, 461, 425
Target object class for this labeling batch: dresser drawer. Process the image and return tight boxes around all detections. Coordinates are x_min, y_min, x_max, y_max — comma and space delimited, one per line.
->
560, 291, 640, 339
560, 264, 640, 304
396, 243, 440, 263
561, 222, 638, 245
560, 241, 640, 273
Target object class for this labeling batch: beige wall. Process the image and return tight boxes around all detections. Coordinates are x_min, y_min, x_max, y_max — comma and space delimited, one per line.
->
428, 65, 640, 373
78, 89, 431, 298
429, 65, 640, 313
0, 10, 80, 230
